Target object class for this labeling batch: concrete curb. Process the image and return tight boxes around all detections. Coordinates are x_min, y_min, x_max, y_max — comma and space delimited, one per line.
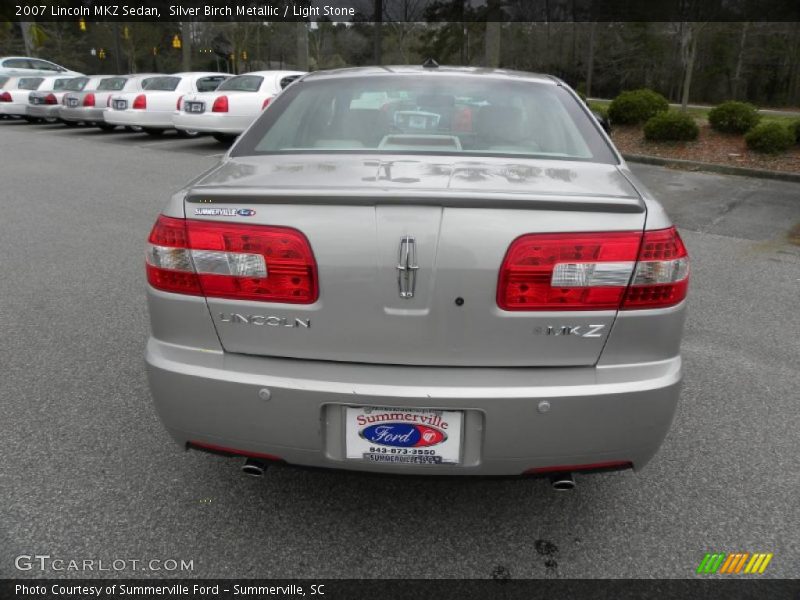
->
623, 153, 800, 184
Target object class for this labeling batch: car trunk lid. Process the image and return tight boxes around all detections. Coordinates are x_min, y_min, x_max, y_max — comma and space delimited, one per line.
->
184, 155, 645, 367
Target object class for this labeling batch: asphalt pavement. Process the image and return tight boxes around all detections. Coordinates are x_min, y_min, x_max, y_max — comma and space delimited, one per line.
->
0, 119, 798, 579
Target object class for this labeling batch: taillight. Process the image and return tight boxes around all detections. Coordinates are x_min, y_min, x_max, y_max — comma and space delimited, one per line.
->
176, 95, 183, 111
146, 215, 318, 304
0, 92, 11, 102
83, 93, 95, 107
45, 93, 57, 105
132, 94, 146, 109
621, 227, 690, 309
212, 95, 228, 112
497, 227, 688, 311
261, 97, 271, 110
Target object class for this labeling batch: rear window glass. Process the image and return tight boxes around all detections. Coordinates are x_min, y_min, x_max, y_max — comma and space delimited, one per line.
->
143, 76, 181, 91
196, 76, 228, 92
235, 76, 614, 163
64, 77, 89, 91
280, 75, 302, 89
217, 75, 263, 92
98, 77, 128, 91
18, 77, 44, 90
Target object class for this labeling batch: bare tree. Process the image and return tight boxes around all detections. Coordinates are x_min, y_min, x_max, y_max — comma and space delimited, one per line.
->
181, 22, 192, 71
297, 22, 309, 70
679, 21, 706, 110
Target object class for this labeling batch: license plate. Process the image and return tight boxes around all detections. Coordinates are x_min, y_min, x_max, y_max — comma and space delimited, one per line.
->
345, 406, 463, 465
186, 102, 204, 113
113, 99, 127, 110
32, 97, 42, 105
67, 98, 79, 107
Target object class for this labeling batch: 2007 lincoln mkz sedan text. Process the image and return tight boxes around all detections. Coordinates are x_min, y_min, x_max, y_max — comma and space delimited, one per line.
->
144, 65, 689, 486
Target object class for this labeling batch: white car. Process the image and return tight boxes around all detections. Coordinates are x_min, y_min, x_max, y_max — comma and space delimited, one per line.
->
104, 72, 229, 136
0, 56, 82, 77
27, 76, 90, 122
61, 74, 159, 130
0, 76, 50, 119
173, 70, 304, 142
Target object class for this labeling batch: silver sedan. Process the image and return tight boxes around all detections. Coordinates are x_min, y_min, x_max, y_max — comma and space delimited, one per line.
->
144, 66, 689, 486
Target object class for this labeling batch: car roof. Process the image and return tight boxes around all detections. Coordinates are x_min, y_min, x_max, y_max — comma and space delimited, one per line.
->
235, 70, 306, 77
301, 65, 558, 85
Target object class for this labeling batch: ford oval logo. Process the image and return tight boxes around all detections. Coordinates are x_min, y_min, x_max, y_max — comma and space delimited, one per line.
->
360, 424, 446, 448
237, 208, 256, 217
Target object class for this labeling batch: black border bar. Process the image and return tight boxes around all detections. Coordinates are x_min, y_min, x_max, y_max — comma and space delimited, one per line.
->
3, 0, 800, 23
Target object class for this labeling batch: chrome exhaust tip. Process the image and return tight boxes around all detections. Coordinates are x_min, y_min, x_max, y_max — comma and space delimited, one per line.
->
241, 458, 267, 477
549, 472, 576, 491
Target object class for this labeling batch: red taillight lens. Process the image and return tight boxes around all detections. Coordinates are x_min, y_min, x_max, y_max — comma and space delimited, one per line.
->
261, 97, 271, 110
497, 232, 642, 311
132, 94, 146, 109
621, 227, 689, 309
212, 95, 228, 113
45, 93, 57, 105
83, 93, 95, 107
0, 92, 11, 102
176, 95, 183, 111
497, 227, 689, 311
146, 215, 318, 304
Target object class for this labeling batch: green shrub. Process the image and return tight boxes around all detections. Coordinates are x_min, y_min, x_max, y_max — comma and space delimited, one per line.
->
708, 101, 760, 134
608, 89, 669, 125
643, 111, 699, 141
744, 122, 795, 154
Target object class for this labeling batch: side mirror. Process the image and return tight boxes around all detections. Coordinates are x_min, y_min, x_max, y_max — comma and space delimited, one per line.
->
593, 111, 612, 134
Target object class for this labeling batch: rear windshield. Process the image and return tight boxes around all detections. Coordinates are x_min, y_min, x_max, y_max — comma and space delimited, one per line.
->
97, 77, 128, 91
234, 75, 615, 163
217, 75, 263, 92
18, 77, 44, 90
143, 76, 181, 91
50, 78, 72, 91
280, 75, 302, 89
64, 77, 89, 91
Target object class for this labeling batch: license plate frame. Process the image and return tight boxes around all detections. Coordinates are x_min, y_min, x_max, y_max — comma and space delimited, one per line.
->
186, 102, 205, 114
113, 99, 127, 110
67, 98, 79, 107
345, 406, 464, 465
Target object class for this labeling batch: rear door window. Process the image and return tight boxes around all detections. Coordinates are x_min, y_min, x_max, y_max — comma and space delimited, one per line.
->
3, 58, 33, 69
30, 59, 63, 72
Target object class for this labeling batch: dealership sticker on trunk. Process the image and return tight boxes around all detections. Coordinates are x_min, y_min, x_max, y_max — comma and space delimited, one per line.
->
345, 406, 463, 465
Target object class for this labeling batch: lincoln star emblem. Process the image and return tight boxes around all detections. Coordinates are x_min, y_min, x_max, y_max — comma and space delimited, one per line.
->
396, 235, 419, 299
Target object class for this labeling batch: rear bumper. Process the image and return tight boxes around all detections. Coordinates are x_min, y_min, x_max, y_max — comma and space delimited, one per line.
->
0, 102, 28, 116
146, 338, 681, 476
61, 107, 105, 122
103, 109, 173, 129
173, 111, 252, 134
26, 104, 60, 118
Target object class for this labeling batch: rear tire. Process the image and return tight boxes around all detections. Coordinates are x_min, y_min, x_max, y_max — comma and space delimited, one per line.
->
97, 123, 115, 132
176, 129, 199, 138
62, 119, 78, 127
143, 128, 164, 136
213, 133, 236, 144
22, 116, 42, 123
